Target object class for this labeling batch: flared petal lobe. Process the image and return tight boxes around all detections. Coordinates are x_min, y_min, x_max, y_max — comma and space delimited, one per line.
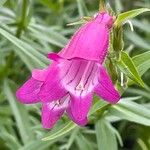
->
94, 66, 120, 104
67, 94, 92, 126
67, 109, 88, 126
16, 78, 42, 104
32, 67, 50, 81
38, 63, 67, 102
42, 96, 69, 129
94, 12, 114, 28
57, 12, 113, 63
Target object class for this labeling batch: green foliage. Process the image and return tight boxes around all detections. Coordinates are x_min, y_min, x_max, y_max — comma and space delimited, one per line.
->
0, 26, 48, 70
42, 121, 77, 141
4, 79, 34, 144
0, 0, 7, 7
133, 51, 150, 76
109, 99, 150, 126
0, 0, 150, 150
116, 51, 144, 87
115, 8, 150, 26
95, 118, 118, 150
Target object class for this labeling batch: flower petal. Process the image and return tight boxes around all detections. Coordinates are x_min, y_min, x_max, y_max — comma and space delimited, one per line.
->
59, 23, 108, 63
94, 12, 114, 28
94, 66, 120, 104
67, 94, 92, 126
47, 53, 62, 62
59, 59, 99, 98
39, 63, 67, 102
41, 96, 69, 129
16, 78, 42, 104
56, 13, 113, 63
67, 108, 88, 126
32, 67, 50, 81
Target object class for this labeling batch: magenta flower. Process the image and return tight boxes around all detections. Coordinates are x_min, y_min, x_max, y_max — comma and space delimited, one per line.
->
16, 12, 120, 129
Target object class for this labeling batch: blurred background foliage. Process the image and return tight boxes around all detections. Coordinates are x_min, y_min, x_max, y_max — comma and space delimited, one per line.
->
0, 0, 150, 150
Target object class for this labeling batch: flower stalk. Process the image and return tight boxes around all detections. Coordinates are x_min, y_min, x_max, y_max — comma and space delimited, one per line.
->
112, 26, 124, 60
16, 0, 28, 38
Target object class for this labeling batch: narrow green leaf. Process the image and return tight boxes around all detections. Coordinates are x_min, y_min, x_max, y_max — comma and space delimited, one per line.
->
76, 133, 93, 150
28, 24, 68, 47
39, 0, 60, 11
119, 51, 144, 86
115, 8, 150, 26
21, 123, 76, 150
108, 124, 123, 147
3, 79, 34, 144
20, 140, 52, 150
125, 31, 150, 49
115, 0, 123, 13
0, 26, 48, 69
125, 88, 150, 100
42, 121, 77, 141
0, 131, 21, 150
63, 129, 79, 150
132, 51, 150, 76
95, 118, 118, 150
21, 127, 78, 150
14, 47, 42, 70
137, 138, 149, 150
116, 62, 137, 89
76, 0, 88, 17
132, 20, 150, 33
0, 117, 13, 125
0, 106, 12, 116
0, 0, 7, 7
116, 59, 143, 86
109, 100, 150, 126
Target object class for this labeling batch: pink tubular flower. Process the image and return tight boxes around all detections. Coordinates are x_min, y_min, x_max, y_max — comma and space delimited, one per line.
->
16, 12, 120, 129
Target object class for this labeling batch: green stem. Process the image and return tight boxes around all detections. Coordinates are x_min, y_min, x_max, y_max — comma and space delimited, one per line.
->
16, 0, 28, 38
4, 0, 28, 79
99, 0, 105, 11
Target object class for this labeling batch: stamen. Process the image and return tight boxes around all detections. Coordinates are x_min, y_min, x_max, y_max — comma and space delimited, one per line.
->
76, 83, 85, 90
76, 61, 93, 91
55, 101, 60, 106
51, 95, 70, 110
66, 61, 82, 85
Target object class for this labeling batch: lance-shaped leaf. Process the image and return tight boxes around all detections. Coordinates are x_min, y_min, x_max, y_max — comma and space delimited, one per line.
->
76, 0, 89, 17
3, 79, 34, 144
0, 131, 21, 150
76, 133, 93, 150
125, 31, 150, 50
115, 8, 150, 26
42, 121, 77, 141
109, 99, 150, 126
0, 0, 7, 7
28, 24, 68, 48
116, 51, 144, 87
0, 25, 48, 70
95, 118, 118, 150
132, 51, 150, 76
